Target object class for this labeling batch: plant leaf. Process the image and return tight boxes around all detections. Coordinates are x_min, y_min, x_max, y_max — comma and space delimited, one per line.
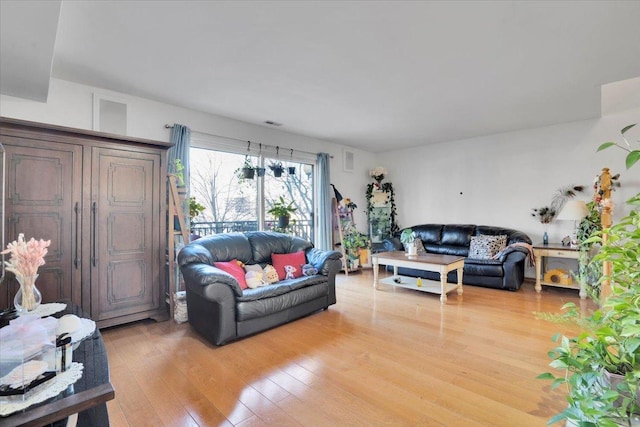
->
625, 150, 640, 169
597, 142, 616, 151
537, 372, 555, 380
620, 123, 636, 134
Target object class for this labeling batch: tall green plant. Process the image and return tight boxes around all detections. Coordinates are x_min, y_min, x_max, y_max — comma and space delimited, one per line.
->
575, 200, 603, 300
539, 125, 640, 426
539, 194, 640, 425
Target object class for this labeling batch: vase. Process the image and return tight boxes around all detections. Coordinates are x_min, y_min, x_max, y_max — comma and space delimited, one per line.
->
14, 274, 42, 313
406, 242, 417, 256
277, 215, 290, 228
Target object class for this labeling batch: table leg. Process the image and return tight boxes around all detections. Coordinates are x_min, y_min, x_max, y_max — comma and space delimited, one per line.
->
456, 266, 463, 295
535, 253, 542, 293
440, 267, 447, 304
373, 257, 379, 289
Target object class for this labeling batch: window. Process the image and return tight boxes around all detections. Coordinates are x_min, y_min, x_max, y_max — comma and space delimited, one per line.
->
188, 137, 316, 242
263, 159, 314, 241
189, 149, 258, 235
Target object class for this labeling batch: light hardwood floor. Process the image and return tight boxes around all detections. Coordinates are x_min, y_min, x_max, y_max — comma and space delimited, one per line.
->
102, 269, 592, 427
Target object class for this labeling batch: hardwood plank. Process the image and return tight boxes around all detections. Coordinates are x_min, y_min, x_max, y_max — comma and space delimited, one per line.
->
102, 270, 591, 426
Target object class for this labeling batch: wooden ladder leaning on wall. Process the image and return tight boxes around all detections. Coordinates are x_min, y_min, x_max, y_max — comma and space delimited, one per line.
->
167, 175, 189, 319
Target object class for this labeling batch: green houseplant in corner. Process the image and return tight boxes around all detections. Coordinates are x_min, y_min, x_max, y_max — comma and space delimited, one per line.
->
342, 223, 369, 270
539, 124, 640, 426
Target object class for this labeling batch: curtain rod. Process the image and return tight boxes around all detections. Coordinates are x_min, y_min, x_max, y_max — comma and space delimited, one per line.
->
164, 124, 332, 158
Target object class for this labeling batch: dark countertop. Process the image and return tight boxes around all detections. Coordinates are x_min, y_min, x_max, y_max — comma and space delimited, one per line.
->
0, 302, 114, 427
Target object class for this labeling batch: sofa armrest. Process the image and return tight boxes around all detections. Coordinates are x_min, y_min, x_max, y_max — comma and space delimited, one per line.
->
180, 263, 243, 297
306, 248, 343, 275
184, 271, 238, 345
494, 246, 529, 264
494, 246, 529, 291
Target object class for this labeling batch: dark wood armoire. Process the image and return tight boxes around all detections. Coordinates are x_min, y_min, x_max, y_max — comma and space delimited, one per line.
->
0, 117, 171, 327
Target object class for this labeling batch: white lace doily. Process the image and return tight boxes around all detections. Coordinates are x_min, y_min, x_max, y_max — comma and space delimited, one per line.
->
19, 303, 67, 318
71, 318, 96, 350
0, 362, 83, 417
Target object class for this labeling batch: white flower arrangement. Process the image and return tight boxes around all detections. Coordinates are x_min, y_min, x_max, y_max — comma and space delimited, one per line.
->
369, 166, 388, 182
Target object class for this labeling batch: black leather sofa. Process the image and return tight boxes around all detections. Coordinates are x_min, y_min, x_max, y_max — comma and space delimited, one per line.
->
384, 224, 532, 291
178, 231, 342, 345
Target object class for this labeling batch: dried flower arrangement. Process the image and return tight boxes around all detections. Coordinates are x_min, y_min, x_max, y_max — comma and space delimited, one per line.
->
2, 233, 51, 310
532, 185, 585, 224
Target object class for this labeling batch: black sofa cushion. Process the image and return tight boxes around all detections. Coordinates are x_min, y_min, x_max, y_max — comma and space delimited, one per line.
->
246, 231, 313, 264
441, 224, 476, 246
236, 283, 329, 321
414, 224, 443, 244
464, 258, 504, 277
237, 275, 327, 302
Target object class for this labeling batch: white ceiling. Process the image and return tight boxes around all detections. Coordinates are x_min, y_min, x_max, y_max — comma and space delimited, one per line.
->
2, 1, 640, 152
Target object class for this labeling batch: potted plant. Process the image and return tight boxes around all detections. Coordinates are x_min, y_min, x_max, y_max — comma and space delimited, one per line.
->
538, 124, 640, 426
575, 199, 603, 300
267, 196, 297, 228
188, 197, 206, 240
189, 197, 206, 220
241, 156, 255, 179
538, 196, 640, 425
169, 159, 185, 187
342, 223, 369, 270
269, 161, 284, 177
400, 228, 417, 256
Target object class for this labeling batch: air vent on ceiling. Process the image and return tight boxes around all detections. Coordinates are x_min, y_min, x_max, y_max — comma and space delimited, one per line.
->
264, 120, 283, 126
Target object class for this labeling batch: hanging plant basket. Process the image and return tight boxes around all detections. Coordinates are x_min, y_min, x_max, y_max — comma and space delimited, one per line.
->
269, 162, 284, 177
287, 166, 296, 175
256, 167, 266, 177
242, 167, 255, 179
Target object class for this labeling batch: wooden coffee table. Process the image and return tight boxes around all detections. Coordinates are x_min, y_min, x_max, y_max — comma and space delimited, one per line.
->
372, 251, 465, 303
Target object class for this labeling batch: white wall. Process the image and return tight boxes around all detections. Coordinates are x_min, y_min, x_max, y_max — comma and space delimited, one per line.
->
0, 78, 376, 230
379, 108, 640, 248
2, 77, 637, 246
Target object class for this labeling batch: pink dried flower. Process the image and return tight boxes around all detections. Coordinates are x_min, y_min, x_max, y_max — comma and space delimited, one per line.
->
1, 233, 51, 278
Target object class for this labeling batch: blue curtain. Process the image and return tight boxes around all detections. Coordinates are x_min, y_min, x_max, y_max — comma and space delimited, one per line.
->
168, 124, 191, 229
316, 153, 332, 250
168, 124, 191, 187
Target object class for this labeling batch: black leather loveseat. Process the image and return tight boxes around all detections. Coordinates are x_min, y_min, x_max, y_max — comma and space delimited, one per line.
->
384, 224, 532, 291
178, 231, 342, 345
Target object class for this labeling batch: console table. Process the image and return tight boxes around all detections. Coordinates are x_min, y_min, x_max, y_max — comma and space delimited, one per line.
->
0, 303, 114, 427
533, 243, 586, 299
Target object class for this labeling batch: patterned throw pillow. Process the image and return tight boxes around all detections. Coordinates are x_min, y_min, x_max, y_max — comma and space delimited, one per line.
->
263, 264, 279, 283
271, 251, 306, 280
468, 235, 507, 259
402, 238, 427, 255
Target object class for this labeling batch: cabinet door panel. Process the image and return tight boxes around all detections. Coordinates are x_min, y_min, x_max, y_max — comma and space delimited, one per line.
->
1, 139, 83, 309
91, 147, 160, 321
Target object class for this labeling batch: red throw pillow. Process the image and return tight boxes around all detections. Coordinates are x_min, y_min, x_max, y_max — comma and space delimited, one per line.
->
214, 260, 248, 289
271, 251, 306, 281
